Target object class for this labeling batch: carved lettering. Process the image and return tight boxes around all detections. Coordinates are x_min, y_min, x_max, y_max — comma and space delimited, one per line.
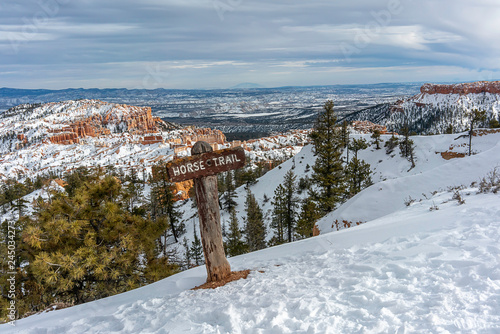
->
166, 147, 246, 182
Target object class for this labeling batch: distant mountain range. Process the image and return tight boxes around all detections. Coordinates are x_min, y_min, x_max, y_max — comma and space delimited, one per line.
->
1, 81, 499, 136
229, 83, 265, 89
0, 83, 422, 134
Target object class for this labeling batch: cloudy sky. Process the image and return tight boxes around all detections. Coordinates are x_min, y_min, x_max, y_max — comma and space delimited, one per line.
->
1, 0, 499, 89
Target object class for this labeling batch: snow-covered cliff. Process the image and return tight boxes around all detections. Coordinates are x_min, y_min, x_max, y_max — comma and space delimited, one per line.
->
387, 81, 500, 133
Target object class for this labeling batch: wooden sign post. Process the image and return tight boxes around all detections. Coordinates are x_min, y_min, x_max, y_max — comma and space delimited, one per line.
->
165, 142, 245, 282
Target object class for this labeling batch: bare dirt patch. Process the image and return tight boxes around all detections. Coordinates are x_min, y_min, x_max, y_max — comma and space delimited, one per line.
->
192, 270, 251, 290
473, 129, 500, 136
440, 151, 466, 160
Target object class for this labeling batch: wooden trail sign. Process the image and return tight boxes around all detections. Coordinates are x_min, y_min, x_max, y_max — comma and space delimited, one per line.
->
166, 142, 246, 282
166, 146, 245, 183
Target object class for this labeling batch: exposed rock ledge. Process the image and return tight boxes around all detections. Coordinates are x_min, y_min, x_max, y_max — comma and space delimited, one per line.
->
421, 81, 500, 95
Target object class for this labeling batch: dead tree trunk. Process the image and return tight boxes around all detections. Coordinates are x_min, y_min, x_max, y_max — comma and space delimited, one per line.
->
192, 141, 231, 282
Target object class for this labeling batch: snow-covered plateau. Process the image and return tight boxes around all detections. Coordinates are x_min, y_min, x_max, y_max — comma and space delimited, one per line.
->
0, 100, 310, 181
2, 127, 500, 333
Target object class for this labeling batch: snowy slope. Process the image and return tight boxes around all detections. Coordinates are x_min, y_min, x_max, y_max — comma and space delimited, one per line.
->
316, 130, 500, 233
387, 91, 500, 134
177, 130, 500, 243
3, 120, 500, 332
2, 187, 499, 333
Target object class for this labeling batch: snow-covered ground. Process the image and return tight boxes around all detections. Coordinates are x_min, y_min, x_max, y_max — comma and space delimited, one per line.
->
0, 100, 310, 181
317, 130, 500, 232
2, 130, 500, 333
181, 130, 500, 241
3, 187, 499, 333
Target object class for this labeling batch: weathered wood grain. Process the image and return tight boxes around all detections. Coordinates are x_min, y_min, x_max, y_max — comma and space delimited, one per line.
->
191, 141, 231, 282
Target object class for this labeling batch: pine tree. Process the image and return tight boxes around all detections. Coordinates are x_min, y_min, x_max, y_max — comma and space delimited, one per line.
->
153, 215, 171, 257
345, 157, 372, 197
182, 237, 192, 269
19, 172, 178, 315
270, 184, 286, 245
282, 170, 299, 242
341, 120, 350, 162
349, 138, 368, 160
221, 171, 237, 212
64, 166, 91, 197
23, 177, 34, 193
341, 120, 349, 147
233, 167, 243, 188
125, 167, 144, 212
190, 224, 204, 266
489, 118, 500, 129
344, 138, 372, 197
270, 170, 299, 245
12, 196, 28, 220
295, 196, 322, 239
385, 133, 399, 155
150, 163, 184, 243
399, 126, 416, 169
225, 208, 247, 257
237, 167, 258, 188
310, 100, 345, 213
371, 129, 382, 149
244, 188, 266, 252
468, 109, 487, 156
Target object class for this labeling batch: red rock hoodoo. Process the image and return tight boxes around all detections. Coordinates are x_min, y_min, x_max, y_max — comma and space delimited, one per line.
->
49, 132, 80, 145
141, 135, 164, 145
48, 102, 159, 145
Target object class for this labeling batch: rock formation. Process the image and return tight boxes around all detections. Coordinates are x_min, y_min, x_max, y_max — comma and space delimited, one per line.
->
47, 101, 160, 145
141, 136, 164, 145
182, 128, 226, 145
49, 132, 80, 145
420, 81, 500, 95
174, 180, 194, 201
351, 121, 388, 134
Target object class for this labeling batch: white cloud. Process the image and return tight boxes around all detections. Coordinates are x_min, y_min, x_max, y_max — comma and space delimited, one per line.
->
1, 0, 499, 88
168, 60, 251, 69
370, 26, 463, 50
